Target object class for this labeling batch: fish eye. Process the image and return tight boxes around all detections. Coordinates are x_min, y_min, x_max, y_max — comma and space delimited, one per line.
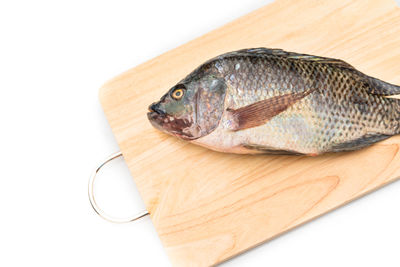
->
171, 87, 185, 100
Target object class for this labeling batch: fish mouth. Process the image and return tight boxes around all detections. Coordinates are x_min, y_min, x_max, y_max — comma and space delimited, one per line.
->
147, 111, 167, 132
147, 111, 197, 140
147, 111, 178, 134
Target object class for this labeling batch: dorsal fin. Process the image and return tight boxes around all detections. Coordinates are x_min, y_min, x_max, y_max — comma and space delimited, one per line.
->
285, 54, 354, 68
218, 48, 355, 69
366, 77, 400, 96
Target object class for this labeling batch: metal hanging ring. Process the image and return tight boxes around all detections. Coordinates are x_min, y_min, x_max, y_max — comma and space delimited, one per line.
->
88, 151, 149, 223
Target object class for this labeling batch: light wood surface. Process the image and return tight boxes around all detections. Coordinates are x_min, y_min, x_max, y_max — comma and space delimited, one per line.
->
99, 0, 400, 266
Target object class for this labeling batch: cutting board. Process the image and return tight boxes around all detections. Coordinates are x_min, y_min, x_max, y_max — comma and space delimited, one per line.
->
99, 0, 400, 266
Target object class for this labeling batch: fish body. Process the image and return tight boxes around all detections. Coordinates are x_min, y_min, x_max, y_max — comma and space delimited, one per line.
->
148, 48, 400, 155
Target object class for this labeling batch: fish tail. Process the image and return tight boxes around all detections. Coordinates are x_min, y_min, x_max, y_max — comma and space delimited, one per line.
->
369, 77, 400, 134
384, 97, 400, 135
394, 98, 400, 134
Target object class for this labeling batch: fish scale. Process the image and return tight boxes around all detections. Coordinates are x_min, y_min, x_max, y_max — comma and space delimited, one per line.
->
198, 49, 400, 153
148, 48, 400, 155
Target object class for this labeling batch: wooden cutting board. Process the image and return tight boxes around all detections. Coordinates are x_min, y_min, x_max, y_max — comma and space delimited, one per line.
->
99, 0, 400, 266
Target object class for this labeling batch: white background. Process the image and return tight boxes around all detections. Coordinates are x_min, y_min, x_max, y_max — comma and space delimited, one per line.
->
1, 0, 400, 266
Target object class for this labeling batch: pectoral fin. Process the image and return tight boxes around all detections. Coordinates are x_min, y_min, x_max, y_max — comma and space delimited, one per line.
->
227, 90, 313, 131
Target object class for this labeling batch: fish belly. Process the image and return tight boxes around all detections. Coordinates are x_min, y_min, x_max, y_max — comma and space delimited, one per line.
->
193, 93, 400, 154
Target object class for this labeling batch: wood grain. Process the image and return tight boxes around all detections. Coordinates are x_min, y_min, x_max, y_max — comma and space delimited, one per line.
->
99, 0, 400, 266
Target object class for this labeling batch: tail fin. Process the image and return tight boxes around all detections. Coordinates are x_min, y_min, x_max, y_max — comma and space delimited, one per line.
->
393, 97, 400, 134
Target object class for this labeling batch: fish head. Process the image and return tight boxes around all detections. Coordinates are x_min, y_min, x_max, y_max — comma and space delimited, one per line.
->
148, 73, 226, 140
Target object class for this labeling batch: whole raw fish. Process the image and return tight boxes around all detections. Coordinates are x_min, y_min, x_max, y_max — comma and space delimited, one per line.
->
147, 48, 400, 155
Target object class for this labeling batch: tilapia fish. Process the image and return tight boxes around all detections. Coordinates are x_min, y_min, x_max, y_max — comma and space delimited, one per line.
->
147, 48, 400, 155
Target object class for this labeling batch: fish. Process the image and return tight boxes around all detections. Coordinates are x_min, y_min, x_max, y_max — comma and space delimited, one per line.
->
147, 48, 400, 155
